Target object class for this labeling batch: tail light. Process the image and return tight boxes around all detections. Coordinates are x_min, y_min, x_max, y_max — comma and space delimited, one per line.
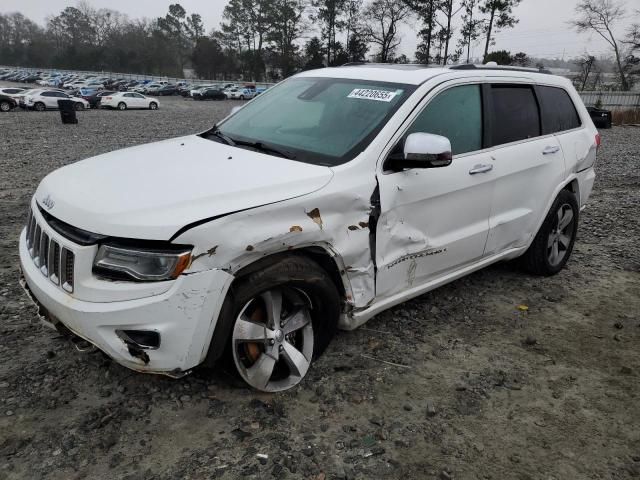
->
104, 96, 112, 100
595, 133, 601, 148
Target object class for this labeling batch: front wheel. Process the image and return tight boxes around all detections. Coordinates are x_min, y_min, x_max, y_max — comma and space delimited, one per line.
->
521, 189, 579, 276
74, 102, 83, 111
0, 101, 11, 112
149, 102, 158, 110
34, 102, 46, 112
220, 255, 340, 392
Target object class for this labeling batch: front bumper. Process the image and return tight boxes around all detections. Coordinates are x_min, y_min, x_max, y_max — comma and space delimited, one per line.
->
19, 228, 234, 375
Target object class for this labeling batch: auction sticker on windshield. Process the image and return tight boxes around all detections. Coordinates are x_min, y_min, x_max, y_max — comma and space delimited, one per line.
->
347, 88, 399, 102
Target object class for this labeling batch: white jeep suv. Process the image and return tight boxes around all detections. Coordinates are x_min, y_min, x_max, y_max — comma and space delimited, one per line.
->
19, 64, 599, 392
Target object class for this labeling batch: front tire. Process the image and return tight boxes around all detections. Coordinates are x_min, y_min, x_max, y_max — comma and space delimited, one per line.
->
218, 255, 340, 392
521, 189, 579, 276
0, 101, 11, 112
34, 102, 45, 112
149, 102, 158, 110
74, 102, 83, 111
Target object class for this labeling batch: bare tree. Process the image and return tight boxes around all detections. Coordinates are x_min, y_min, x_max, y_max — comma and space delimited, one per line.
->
437, 0, 464, 65
458, 0, 483, 63
571, 0, 629, 90
363, 0, 412, 62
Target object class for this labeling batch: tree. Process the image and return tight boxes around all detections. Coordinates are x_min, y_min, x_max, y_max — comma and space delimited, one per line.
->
571, 0, 629, 90
363, 0, 412, 63
346, 31, 369, 62
458, 0, 483, 63
480, 0, 522, 60
267, 0, 306, 76
484, 49, 511, 64
437, 0, 464, 65
575, 54, 596, 90
404, 0, 438, 64
303, 36, 326, 69
312, 0, 346, 66
511, 51, 529, 66
192, 35, 225, 79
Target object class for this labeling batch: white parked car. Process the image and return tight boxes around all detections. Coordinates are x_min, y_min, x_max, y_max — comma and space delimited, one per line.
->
0, 87, 26, 99
99, 92, 160, 110
19, 64, 598, 392
25, 90, 90, 111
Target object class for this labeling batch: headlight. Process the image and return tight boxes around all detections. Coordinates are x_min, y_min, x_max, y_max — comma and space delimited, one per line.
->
93, 245, 192, 281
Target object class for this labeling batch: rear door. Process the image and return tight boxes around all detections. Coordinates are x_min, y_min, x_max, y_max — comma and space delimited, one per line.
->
483, 83, 566, 255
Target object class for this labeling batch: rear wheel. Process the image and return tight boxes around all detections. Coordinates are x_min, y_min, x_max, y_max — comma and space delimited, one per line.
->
149, 102, 158, 110
117, 102, 127, 110
521, 189, 579, 276
0, 101, 11, 112
220, 255, 340, 392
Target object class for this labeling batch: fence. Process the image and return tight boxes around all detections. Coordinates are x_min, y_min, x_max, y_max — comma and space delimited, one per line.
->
578, 91, 640, 110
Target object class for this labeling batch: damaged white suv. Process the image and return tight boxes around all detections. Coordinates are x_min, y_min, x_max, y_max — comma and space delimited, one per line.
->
20, 64, 599, 391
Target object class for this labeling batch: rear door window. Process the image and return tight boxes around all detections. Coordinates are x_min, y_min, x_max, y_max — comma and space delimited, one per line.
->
537, 86, 581, 134
489, 85, 540, 146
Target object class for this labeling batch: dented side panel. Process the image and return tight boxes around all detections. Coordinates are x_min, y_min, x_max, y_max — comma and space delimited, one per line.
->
175, 163, 378, 313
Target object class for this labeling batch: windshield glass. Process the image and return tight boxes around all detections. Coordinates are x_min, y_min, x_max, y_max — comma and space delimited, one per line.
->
215, 77, 415, 166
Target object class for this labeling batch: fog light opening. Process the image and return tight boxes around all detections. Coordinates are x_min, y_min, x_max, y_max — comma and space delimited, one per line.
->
116, 329, 161, 350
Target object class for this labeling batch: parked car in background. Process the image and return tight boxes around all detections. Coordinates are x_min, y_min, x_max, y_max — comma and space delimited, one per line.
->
189, 85, 217, 97
226, 87, 259, 100
0, 94, 18, 112
586, 106, 612, 129
25, 90, 90, 111
81, 90, 117, 109
99, 92, 160, 110
192, 87, 227, 101
135, 83, 163, 94
0, 87, 26, 99
156, 84, 178, 96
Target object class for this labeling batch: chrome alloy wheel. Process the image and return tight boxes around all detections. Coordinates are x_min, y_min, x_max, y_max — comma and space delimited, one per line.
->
232, 288, 313, 392
548, 203, 575, 266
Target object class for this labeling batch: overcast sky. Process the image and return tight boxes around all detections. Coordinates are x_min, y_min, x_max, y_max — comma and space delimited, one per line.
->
1, 0, 635, 60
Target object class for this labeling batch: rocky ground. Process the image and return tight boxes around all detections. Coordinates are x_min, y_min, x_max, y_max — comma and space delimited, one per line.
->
0, 91, 638, 480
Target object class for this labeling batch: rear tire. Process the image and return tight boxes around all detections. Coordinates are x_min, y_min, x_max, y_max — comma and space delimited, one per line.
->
211, 255, 340, 392
0, 101, 11, 112
521, 189, 579, 276
117, 102, 127, 111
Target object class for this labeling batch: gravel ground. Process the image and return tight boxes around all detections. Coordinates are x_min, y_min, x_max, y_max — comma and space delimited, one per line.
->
0, 88, 639, 480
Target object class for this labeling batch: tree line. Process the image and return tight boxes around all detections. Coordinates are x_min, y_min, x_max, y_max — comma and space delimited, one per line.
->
0, 0, 637, 89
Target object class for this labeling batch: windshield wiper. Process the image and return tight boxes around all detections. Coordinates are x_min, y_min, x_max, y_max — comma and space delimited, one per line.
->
202, 126, 236, 146
234, 140, 297, 160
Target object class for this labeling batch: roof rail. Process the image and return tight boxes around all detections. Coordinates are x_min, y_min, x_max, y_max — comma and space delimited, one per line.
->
449, 64, 553, 75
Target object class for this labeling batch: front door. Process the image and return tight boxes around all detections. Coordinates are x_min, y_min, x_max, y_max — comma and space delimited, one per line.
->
375, 83, 494, 300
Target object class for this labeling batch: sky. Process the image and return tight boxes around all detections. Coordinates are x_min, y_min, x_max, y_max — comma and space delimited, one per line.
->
1, 0, 636, 61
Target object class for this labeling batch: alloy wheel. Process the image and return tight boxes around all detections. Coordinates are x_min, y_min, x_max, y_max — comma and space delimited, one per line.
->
548, 203, 574, 266
0, 102, 9, 112
232, 287, 313, 392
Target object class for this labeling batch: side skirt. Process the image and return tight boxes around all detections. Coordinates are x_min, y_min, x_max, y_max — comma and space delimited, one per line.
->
343, 246, 527, 330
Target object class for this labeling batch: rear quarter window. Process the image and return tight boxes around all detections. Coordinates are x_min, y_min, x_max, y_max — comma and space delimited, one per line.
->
537, 85, 582, 134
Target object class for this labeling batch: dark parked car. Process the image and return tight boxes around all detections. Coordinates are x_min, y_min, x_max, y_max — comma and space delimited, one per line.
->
156, 84, 178, 96
193, 87, 227, 101
586, 106, 612, 129
0, 94, 18, 112
81, 90, 116, 108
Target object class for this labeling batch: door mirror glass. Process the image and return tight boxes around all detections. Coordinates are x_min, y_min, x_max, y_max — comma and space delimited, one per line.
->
388, 132, 453, 170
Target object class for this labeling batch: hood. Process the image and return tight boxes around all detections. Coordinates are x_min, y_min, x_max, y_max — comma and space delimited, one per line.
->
35, 135, 333, 240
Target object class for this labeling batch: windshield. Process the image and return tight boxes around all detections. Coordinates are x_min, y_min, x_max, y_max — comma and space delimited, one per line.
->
215, 77, 415, 166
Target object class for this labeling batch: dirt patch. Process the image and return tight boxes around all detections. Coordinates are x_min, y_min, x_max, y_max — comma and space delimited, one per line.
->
0, 93, 638, 479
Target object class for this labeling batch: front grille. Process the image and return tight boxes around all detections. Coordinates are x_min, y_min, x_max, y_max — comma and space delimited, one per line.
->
25, 207, 75, 293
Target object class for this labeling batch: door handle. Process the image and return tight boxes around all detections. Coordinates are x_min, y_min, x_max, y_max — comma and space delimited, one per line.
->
543, 146, 560, 155
469, 164, 494, 175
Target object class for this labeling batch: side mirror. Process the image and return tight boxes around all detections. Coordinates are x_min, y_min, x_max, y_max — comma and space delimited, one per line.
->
388, 133, 453, 170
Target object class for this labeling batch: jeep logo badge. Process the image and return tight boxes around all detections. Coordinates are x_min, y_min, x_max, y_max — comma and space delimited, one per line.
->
42, 194, 55, 210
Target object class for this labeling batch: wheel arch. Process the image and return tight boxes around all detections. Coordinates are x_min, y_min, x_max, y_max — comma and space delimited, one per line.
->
200, 246, 352, 368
